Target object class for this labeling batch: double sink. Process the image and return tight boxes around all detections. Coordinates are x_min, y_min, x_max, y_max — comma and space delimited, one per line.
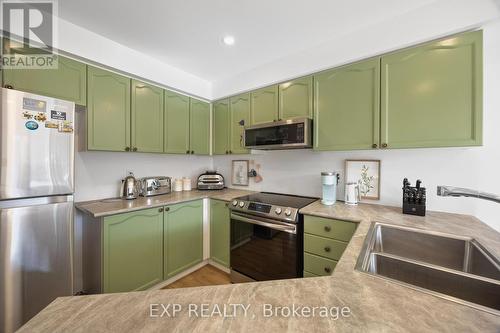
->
356, 222, 500, 315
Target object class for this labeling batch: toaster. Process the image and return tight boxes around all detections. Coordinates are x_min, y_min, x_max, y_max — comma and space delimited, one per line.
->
197, 171, 225, 190
138, 176, 171, 196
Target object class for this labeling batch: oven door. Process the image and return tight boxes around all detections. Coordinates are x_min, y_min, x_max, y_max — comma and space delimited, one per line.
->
230, 211, 302, 281
244, 117, 312, 150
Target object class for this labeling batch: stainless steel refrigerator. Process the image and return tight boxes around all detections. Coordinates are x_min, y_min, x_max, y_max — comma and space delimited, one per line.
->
0, 88, 74, 333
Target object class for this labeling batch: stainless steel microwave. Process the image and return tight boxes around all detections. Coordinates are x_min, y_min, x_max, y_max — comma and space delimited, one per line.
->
244, 117, 312, 150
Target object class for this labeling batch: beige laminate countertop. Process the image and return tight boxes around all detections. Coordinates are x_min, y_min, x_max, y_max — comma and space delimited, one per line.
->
75, 188, 255, 218
24, 197, 500, 332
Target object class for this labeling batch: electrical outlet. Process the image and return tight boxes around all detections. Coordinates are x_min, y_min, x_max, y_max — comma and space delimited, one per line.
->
126, 170, 134, 176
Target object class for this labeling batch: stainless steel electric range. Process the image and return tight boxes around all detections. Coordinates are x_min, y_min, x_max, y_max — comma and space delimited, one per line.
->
229, 192, 318, 283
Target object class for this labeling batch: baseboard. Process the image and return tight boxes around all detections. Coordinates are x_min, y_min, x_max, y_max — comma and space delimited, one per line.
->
148, 260, 209, 290
207, 260, 230, 274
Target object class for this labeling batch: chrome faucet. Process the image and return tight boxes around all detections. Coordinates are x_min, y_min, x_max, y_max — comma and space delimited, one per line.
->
437, 186, 500, 204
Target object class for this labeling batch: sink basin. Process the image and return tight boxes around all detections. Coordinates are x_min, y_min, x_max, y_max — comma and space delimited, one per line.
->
356, 222, 500, 315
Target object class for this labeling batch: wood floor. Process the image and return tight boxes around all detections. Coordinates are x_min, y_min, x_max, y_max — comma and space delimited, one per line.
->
163, 265, 231, 289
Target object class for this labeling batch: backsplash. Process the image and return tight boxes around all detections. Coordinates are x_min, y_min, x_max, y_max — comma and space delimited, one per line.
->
75, 151, 212, 201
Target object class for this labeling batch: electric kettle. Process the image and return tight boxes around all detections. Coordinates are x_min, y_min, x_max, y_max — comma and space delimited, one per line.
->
120, 172, 139, 200
345, 182, 361, 205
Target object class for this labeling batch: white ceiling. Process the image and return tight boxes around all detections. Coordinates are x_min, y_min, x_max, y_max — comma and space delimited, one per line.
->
58, 0, 439, 83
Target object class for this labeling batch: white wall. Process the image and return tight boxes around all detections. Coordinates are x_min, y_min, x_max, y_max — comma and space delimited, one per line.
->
212, 0, 500, 99
56, 18, 212, 100
74, 151, 212, 202
212, 19, 500, 232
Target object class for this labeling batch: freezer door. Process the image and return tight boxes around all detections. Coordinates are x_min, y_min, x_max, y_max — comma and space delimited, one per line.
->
0, 88, 75, 200
0, 197, 73, 333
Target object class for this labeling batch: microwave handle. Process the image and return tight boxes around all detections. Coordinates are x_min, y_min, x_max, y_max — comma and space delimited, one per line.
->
230, 212, 296, 234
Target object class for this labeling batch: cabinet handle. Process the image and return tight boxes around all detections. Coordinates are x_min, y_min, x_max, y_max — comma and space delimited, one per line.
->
324, 267, 332, 274
165, 207, 170, 212
125, 147, 130, 152
225, 150, 229, 154
4, 84, 13, 89
191, 150, 194, 154
158, 208, 164, 212
133, 147, 138, 152
372, 143, 378, 149
382, 143, 388, 148
229, 150, 232, 154
324, 225, 331, 232
324, 246, 331, 252
186, 150, 190, 154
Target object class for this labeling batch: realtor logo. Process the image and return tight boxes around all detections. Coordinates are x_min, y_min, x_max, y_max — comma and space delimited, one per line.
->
1, 0, 58, 69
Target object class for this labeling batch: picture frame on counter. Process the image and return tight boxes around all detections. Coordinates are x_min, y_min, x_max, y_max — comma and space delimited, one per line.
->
231, 160, 249, 186
345, 159, 381, 200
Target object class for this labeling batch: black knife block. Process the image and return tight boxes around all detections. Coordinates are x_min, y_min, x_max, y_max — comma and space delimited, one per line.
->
402, 178, 426, 216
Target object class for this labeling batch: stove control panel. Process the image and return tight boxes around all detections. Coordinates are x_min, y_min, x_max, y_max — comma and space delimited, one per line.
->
230, 200, 298, 223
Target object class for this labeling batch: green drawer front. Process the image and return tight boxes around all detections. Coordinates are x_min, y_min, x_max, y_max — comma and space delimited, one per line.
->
303, 271, 319, 278
304, 234, 348, 261
304, 253, 337, 276
304, 215, 357, 241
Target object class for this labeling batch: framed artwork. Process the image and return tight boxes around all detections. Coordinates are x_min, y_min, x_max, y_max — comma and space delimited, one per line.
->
232, 160, 249, 186
345, 160, 381, 200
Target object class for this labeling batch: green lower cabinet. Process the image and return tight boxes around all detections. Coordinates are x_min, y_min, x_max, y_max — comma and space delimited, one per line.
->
279, 76, 313, 120
164, 90, 190, 154
250, 85, 279, 125
131, 80, 164, 153
189, 99, 210, 155
102, 208, 164, 293
304, 253, 337, 276
304, 215, 357, 242
210, 200, 230, 267
2, 54, 87, 105
230, 93, 250, 154
314, 58, 380, 151
87, 66, 131, 152
381, 30, 483, 149
303, 271, 319, 278
304, 234, 348, 261
164, 200, 203, 278
213, 99, 230, 155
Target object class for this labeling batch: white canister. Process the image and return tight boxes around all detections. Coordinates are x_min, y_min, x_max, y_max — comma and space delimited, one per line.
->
173, 179, 183, 192
182, 177, 192, 191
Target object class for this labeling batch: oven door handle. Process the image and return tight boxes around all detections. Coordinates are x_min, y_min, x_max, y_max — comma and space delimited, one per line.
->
230, 212, 297, 234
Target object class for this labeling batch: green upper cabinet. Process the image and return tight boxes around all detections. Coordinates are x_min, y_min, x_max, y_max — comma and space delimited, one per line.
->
213, 99, 230, 155
102, 207, 163, 293
164, 200, 203, 279
131, 80, 164, 153
189, 99, 210, 155
164, 90, 190, 154
250, 85, 279, 125
279, 76, 313, 120
381, 30, 483, 149
210, 200, 230, 268
2, 55, 87, 105
230, 93, 250, 154
87, 67, 131, 152
314, 58, 380, 151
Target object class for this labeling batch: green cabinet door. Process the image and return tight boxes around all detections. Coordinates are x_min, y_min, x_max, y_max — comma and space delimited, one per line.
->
230, 93, 250, 154
189, 99, 210, 155
87, 66, 131, 152
2, 55, 87, 105
250, 85, 279, 125
213, 99, 230, 155
314, 58, 380, 151
131, 80, 164, 153
381, 30, 483, 149
210, 200, 230, 267
164, 90, 190, 154
103, 207, 164, 293
279, 76, 313, 120
164, 200, 203, 278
